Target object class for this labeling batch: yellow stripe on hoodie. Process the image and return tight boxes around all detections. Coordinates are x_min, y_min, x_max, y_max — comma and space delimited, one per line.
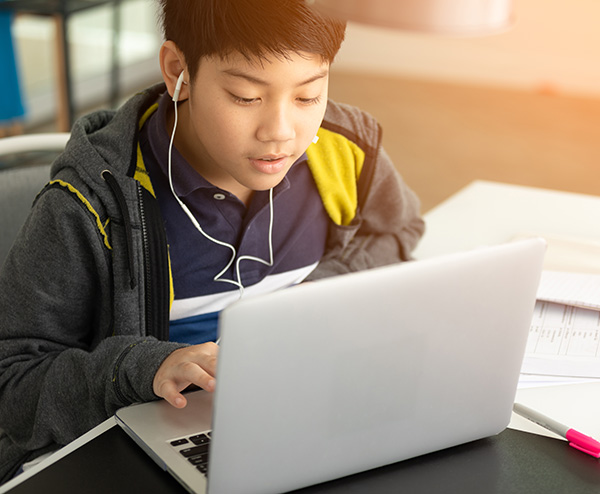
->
134, 103, 159, 197
305, 127, 365, 226
49, 180, 112, 250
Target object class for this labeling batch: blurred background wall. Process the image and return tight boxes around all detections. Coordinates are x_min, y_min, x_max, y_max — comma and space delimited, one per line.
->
335, 0, 600, 98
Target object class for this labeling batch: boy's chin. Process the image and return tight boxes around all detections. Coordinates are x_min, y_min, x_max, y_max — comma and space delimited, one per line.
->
248, 177, 285, 192
242, 170, 289, 192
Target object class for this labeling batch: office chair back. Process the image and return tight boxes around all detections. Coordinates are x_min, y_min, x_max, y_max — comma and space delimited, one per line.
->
0, 133, 69, 267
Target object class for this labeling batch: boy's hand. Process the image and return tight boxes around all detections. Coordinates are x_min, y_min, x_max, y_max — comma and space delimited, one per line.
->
153, 342, 219, 408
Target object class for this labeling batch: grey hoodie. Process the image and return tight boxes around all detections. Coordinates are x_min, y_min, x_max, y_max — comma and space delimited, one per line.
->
0, 84, 424, 481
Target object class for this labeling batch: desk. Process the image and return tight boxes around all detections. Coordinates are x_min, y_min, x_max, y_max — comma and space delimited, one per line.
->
3, 180, 600, 493
3, 422, 600, 494
0, 0, 122, 131
413, 180, 600, 260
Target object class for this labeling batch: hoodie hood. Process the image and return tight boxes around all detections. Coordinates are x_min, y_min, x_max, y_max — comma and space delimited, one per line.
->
51, 84, 166, 214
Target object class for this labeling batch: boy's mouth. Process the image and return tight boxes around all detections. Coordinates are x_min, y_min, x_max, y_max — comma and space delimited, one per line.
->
249, 155, 290, 174
256, 154, 288, 161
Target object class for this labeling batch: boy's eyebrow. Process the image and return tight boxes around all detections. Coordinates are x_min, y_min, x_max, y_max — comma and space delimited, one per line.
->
222, 68, 329, 87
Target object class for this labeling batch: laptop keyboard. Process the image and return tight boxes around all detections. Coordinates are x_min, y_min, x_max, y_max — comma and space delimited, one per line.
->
170, 431, 212, 475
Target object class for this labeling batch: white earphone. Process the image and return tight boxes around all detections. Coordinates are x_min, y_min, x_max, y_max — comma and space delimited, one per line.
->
167, 71, 274, 298
172, 71, 185, 102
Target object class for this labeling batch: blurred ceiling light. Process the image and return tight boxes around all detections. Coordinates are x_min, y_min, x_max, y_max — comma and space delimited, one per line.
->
308, 0, 514, 36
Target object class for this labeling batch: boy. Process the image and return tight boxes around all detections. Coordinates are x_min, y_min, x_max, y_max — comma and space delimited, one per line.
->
0, 0, 424, 482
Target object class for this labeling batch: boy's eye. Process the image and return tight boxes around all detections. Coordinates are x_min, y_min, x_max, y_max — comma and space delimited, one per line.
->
232, 95, 259, 105
228, 92, 322, 106
297, 96, 322, 106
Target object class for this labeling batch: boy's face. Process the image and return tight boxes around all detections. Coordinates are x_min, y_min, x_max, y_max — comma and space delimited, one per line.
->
176, 51, 330, 202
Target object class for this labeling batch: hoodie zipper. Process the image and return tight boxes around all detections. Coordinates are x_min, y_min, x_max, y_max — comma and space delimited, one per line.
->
137, 181, 154, 337
136, 181, 170, 341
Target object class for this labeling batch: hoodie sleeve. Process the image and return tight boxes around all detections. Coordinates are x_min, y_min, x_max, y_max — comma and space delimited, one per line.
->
0, 185, 184, 458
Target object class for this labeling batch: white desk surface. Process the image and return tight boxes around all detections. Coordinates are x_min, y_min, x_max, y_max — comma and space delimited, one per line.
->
414, 180, 600, 441
413, 180, 600, 261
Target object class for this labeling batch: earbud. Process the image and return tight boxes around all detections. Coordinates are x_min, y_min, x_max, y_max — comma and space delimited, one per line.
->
312, 135, 320, 144
172, 71, 185, 102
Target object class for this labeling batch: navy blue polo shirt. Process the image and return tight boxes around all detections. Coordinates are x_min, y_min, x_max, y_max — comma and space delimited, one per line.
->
139, 92, 329, 344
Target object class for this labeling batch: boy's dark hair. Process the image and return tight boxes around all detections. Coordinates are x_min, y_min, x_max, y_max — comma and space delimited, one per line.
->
158, 0, 346, 80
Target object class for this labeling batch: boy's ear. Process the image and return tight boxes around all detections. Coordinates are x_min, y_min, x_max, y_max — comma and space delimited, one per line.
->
160, 41, 190, 102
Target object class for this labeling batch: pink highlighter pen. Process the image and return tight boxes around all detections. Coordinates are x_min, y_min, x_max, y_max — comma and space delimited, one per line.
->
513, 402, 600, 458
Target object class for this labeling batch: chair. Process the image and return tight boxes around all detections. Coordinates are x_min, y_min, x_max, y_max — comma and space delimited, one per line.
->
0, 132, 69, 266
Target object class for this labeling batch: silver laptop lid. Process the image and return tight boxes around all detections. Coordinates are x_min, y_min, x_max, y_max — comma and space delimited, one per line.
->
208, 238, 545, 494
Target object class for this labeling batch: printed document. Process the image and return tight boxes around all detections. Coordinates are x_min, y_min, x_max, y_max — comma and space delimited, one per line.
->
522, 272, 600, 378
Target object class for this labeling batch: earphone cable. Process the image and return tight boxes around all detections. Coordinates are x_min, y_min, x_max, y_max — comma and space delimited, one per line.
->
167, 86, 274, 298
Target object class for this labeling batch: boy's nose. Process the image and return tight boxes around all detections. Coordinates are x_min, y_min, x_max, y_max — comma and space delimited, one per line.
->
256, 104, 296, 143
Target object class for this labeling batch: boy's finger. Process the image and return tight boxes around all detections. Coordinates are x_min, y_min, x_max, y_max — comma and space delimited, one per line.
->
179, 361, 216, 392
157, 380, 187, 409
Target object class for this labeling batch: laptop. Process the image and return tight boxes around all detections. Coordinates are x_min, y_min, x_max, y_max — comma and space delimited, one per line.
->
115, 237, 546, 494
